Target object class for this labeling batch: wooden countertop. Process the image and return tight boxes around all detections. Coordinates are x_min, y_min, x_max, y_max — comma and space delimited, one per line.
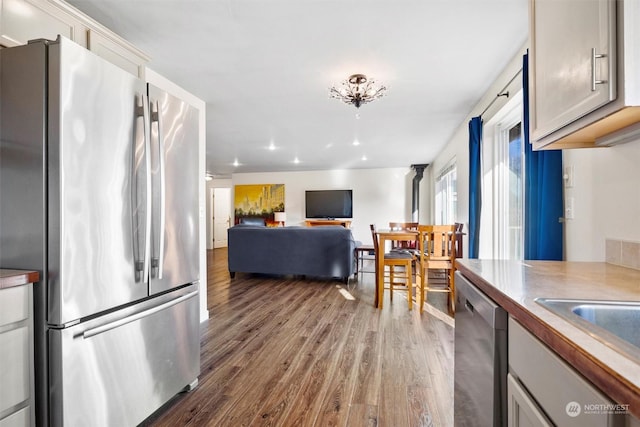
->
0, 269, 39, 290
455, 259, 640, 419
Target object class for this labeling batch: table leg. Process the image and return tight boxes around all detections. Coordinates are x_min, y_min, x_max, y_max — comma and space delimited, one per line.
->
376, 236, 385, 309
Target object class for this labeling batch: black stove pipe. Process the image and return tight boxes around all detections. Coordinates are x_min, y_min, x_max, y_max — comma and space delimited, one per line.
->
411, 164, 428, 222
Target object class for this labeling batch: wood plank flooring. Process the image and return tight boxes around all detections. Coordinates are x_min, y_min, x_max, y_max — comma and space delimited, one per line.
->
143, 248, 454, 427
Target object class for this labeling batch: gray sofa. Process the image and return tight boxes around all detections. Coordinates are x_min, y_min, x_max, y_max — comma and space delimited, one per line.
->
227, 225, 357, 282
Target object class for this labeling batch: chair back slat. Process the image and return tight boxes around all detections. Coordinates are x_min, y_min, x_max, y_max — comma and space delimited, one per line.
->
370, 224, 380, 254
418, 224, 456, 261
416, 224, 457, 314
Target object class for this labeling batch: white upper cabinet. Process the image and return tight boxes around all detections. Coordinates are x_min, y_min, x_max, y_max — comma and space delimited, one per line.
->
531, 0, 616, 139
0, 0, 83, 46
529, 0, 640, 149
87, 30, 146, 79
0, 0, 149, 78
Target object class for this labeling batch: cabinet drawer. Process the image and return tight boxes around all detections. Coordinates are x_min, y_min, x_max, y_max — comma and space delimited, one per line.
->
0, 285, 29, 327
0, 326, 30, 414
0, 406, 30, 427
509, 318, 624, 427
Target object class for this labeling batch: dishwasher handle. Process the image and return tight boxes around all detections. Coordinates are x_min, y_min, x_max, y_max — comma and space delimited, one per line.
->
465, 299, 475, 313
455, 271, 508, 330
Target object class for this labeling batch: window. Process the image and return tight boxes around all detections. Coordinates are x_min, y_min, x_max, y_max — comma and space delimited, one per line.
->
435, 162, 457, 225
479, 90, 524, 260
507, 122, 523, 259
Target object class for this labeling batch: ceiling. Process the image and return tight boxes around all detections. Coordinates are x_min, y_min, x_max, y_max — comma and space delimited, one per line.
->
67, 0, 528, 177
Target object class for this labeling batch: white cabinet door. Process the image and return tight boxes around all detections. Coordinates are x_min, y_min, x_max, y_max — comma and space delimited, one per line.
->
0, 0, 79, 47
87, 30, 146, 78
507, 374, 553, 427
0, 0, 147, 77
531, 0, 616, 140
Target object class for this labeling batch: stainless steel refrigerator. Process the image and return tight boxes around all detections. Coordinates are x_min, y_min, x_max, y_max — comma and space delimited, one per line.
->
0, 36, 200, 426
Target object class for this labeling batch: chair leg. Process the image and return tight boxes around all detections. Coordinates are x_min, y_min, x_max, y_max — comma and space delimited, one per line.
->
389, 266, 394, 300
449, 269, 456, 314
407, 263, 413, 310
419, 268, 425, 312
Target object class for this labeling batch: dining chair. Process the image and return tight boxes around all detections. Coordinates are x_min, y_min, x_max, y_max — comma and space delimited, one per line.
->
417, 224, 457, 314
388, 222, 419, 251
354, 242, 375, 276
371, 224, 415, 309
454, 222, 465, 258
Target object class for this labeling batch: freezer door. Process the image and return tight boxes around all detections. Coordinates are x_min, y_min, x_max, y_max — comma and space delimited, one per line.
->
47, 38, 151, 325
148, 84, 200, 295
48, 284, 200, 427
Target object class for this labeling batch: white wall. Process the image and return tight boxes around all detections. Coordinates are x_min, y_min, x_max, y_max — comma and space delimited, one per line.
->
563, 140, 640, 261
232, 168, 415, 244
145, 69, 209, 322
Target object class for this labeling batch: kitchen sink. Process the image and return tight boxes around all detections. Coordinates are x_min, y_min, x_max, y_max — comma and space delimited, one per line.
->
535, 298, 640, 362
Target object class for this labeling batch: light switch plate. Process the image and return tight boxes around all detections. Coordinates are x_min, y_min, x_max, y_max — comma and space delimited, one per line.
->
563, 166, 574, 188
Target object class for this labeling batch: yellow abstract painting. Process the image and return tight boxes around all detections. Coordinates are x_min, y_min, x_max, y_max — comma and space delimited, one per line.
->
234, 184, 284, 223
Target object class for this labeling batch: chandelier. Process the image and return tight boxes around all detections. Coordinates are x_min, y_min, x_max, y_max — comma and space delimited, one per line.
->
329, 74, 387, 108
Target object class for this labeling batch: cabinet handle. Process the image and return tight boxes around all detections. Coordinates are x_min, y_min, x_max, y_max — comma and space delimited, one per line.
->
591, 48, 607, 91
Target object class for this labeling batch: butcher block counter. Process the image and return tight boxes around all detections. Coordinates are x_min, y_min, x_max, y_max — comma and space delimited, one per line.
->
0, 268, 38, 426
455, 259, 640, 420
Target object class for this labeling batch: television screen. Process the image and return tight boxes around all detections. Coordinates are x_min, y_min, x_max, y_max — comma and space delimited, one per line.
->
305, 190, 353, 219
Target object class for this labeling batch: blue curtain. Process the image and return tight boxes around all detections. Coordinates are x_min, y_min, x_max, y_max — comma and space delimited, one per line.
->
523, 51, 564, 260
468, 116, 483, 259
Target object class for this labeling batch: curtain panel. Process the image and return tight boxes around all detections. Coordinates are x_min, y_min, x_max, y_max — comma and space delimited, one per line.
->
523, 51, 564, 260
468, 116, 483, 259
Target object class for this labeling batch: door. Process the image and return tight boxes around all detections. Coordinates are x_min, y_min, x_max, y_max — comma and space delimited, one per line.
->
213, 187, 231, 248
47, 38, 149, 325
147, 84, 200, 295
507, 374, 553, 427
531, 0, 616, 139
48, 285, 199, 426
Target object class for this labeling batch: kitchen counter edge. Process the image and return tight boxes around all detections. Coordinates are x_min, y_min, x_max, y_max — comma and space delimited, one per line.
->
0, 269, 40, 290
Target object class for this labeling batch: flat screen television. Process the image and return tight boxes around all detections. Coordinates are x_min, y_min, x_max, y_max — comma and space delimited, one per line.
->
305, 190, 353, 219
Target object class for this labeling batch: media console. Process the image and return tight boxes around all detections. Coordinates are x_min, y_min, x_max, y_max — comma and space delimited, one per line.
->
305, 219, 352, 228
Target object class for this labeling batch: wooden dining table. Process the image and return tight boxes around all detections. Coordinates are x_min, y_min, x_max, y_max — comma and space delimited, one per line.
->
374, 229, 419, 308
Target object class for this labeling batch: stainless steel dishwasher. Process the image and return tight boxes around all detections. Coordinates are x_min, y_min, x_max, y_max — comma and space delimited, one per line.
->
454, 271, 508, 427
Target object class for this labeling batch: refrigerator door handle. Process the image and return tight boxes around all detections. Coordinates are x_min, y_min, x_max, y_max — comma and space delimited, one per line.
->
82, 290, 198, 339
150, 99, 166, 279
133, 93, 152, 284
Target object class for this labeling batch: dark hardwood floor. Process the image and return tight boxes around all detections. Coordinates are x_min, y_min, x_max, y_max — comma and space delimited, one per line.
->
144, 248, 454, 427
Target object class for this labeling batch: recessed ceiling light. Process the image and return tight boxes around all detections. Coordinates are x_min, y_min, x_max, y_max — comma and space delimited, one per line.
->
361, 155, 367, 161
293, 157, 300, 164
268, 141, 276, 151
233, 159, 239, 167
353, 139, 360, 146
